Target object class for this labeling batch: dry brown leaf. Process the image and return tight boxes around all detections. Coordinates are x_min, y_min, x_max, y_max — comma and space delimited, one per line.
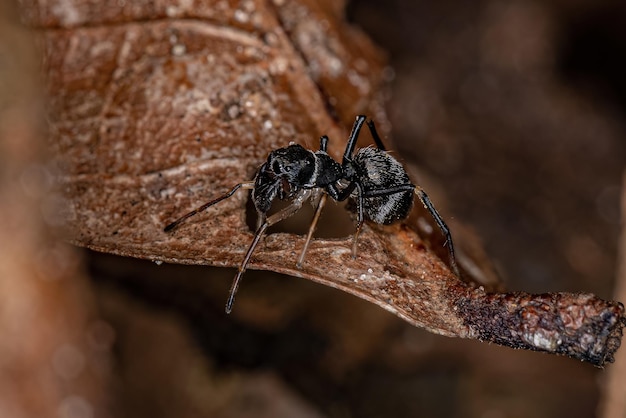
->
28, 0, 625, 366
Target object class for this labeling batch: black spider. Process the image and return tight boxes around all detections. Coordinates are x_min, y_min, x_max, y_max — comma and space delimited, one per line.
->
164, 115, 458, 313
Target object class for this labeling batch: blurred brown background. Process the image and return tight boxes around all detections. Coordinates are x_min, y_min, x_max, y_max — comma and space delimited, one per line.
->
351, 0, 625, 298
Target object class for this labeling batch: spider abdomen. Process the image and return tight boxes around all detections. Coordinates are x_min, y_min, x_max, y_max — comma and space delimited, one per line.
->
351, 147, 414, 225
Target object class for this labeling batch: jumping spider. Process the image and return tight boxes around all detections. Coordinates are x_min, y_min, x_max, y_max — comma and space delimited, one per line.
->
165, 115, 458, 313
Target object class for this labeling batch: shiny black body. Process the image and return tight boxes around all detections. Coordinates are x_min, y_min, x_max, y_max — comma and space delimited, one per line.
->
351, 147, 414, 224
165, 115, 457, 313
251, 143, 342, 214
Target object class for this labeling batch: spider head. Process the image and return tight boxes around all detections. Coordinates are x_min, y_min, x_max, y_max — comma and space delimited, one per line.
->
251, 144, 316, 213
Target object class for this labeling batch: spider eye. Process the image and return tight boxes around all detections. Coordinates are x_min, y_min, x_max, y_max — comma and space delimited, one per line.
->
272, 160, 295, 175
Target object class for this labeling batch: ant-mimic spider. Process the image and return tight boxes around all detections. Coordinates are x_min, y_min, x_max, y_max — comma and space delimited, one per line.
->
165, 115, 459, 313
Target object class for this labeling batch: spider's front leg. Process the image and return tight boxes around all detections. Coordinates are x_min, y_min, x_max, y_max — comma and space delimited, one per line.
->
164, 182, 255, 232
226, 189, 313, 313
326, 181, 364, 258
342, 115, 367, 164
296, 191, 327, 268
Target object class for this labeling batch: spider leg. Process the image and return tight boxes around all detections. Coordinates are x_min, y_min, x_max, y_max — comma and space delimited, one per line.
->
365, 119, 387, 151
351, 182, 366, 257
326, 181, 356, 201
354, 184, 461, 277
319, 135, 329, 152
164, 182, 255, 232
256, 210, 266, 230
296, 193, 327, 268
342, 115, 367, 163
360, 184, 415, 197
415, 187, 460, 277
225, 189, 312, 314
326, 181, 364, 257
